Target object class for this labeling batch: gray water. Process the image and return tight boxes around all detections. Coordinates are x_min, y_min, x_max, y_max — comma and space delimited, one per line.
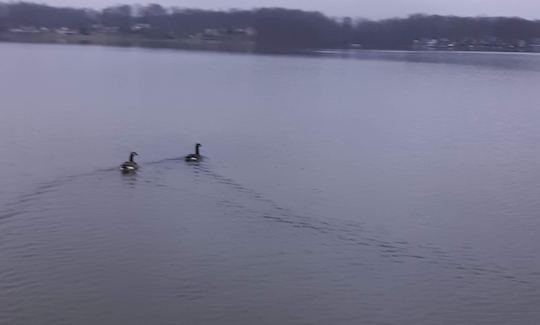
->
1, 43, 540, 324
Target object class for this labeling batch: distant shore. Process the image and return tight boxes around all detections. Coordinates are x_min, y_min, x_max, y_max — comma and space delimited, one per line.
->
3, 32, 540, 57
2, 3, 540, 56
0, 32, 258, 53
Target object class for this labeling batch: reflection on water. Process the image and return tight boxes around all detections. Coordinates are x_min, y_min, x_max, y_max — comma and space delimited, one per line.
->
317, 49, 540, 71
1, 43, 540, 324
121, 170, 139, 187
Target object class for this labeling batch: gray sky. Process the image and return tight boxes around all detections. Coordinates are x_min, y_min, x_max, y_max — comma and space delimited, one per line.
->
40, 0, 540, 19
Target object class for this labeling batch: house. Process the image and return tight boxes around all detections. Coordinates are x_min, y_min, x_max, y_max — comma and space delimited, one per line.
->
530, 38, 540, 52
56, 27, 78, 35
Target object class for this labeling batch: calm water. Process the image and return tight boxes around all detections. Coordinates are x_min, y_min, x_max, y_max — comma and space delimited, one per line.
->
1, 43, 540, 324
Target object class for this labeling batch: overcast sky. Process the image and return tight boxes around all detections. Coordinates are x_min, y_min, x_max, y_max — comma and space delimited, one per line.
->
39, 0, 540, 19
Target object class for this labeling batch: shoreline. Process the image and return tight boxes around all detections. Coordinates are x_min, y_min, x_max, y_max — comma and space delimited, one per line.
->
0, 32, 258, 54
1, 32, 539, 57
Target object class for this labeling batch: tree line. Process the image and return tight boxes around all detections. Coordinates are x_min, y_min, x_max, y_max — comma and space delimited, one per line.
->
0, 2, 539, 50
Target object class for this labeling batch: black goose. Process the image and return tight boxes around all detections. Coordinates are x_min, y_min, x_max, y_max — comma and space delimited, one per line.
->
121, 152, 139, 172
185, 143, 202, 162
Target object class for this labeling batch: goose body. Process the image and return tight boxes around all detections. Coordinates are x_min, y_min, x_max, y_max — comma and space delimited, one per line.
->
121, 152, 139, 172
185, 143, 202, 162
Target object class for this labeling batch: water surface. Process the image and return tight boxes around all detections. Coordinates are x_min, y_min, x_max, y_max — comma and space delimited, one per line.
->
1, 44, 540, 324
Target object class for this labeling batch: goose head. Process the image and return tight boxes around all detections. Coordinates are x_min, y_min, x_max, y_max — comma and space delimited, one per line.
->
129, 152, 138, 161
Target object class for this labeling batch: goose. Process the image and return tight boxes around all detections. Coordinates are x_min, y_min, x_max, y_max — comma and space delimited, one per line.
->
185, 143, 202, 162
121, 152, 139, 172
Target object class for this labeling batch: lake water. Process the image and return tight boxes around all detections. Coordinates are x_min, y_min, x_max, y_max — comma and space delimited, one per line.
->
1, 43, 540, 324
